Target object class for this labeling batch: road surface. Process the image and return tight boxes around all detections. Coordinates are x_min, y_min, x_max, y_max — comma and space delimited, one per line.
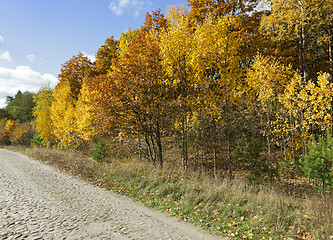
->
0, 149, 226, 240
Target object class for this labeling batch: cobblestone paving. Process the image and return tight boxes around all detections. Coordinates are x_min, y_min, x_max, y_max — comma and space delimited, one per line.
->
0, 149, 226, 240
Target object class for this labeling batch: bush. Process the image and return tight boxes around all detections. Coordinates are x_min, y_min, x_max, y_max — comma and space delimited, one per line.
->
0, 119, 7, 144
2, 119, 17, 145
299, 132, 333, 191
9, 122, 34, 145
31, 132, 43, 148
91, 139, 109, 162
0, 120, 34, 146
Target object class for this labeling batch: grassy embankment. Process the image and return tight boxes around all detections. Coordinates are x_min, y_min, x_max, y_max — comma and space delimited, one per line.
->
4, 145, 332, 240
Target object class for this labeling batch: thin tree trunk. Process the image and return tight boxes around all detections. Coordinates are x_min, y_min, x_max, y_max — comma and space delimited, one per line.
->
137, 129, 142, 161
328, 37, 333, 76
144, 133, 155, 165
156, 122, 163, 168
182, 114, 188, 170
267, 114, 271, 162
213, 147, 217, 180
300, 2, 307, 81
227, 131, 232, 181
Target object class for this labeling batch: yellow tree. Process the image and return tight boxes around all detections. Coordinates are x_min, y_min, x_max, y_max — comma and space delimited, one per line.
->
304, 73, 333, 134
75, 79, 97, 142
276, 72, 333, 172
278, 72, 309, 165
247, 55, 295, 172
33, 84, 55, 146
51, 81, 79, 149
160, 10, 194, 169
51, 53, 93, 149
260, 0, 333, 81
190, 14, 243, 179
310, 0, 333, 76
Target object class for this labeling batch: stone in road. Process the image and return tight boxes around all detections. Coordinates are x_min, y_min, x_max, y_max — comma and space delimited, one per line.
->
0, 149, 226, 240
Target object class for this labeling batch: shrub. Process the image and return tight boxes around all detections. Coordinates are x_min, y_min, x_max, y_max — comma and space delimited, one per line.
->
2, 119, 17, 145
299, 132, 333, 191
31, 132, 43, 148
0, 119, 7, 144
91, 139, 109, 162
9, 122, 34, 145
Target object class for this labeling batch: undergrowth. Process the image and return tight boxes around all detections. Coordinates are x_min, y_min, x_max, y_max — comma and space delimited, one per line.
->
4, 145, 332, 240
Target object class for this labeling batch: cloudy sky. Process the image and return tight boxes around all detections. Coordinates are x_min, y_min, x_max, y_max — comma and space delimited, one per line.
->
0, 0, 188, 108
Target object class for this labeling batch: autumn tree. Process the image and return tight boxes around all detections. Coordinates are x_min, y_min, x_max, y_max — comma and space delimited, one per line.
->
33, 84, 55, 146
303, 72, 333, 136
188, 0, 262, 67
260, 0, 333, 81
190, 14, 244, 179
246, 55, 296, 174
57, 52, 93, 100
75, 80, 97, 142
110, 11, 170, 167
51, 81, 78, 149
94, 36, 119, 75
87, 31, 134, 136
51, 53, 93, 149
89, 11, 171, 167
187, 0, 259, 25
160, 9, 193, 169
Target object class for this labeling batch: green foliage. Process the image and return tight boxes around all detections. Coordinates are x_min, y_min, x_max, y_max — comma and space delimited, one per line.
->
6, 91, 36, 122
299, 132, 333, 191
235, 134, 269, 182
91, 139, 109, 162
31, 132, 43, 148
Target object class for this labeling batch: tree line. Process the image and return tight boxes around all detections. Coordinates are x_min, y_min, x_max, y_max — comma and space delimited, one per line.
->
1, 0, 332, 190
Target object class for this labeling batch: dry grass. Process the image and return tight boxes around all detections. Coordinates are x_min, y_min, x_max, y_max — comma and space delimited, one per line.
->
3, 145, 332, 239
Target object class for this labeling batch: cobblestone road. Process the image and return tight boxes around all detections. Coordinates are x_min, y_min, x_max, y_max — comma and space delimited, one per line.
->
0, 149, 225, 240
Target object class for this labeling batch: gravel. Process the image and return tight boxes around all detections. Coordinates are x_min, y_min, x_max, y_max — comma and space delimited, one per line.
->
0, 149, 227, 240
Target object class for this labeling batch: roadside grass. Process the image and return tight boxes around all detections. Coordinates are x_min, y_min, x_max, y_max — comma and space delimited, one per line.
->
4, 145, 332, 240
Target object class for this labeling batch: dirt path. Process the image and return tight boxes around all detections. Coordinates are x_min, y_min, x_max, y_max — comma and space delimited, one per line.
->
0, 149, 226, 240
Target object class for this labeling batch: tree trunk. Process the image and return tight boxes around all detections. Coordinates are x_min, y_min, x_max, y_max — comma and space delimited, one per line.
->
156, 122, 163, 168
213, 147, 217, 180
328, 32, 333, 76
137, 129, 142, 161
227, 131, 232, 181
144, 133, 155, 165
181, 113, 188, 170
300, 2, 307, 81
267, 114, 271, 162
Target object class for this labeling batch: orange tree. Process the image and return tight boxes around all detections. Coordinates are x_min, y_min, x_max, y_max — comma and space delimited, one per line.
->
89, 11, 172, 167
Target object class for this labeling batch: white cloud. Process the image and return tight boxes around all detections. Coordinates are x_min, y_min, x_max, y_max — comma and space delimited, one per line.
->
82, 52, 96, 63
0, 51, 11, 62
109, 0, 151, 17
0, 36, 4, 45
26, 54, 44, 64
26, 54, 36, 63
0, 66, 58, 108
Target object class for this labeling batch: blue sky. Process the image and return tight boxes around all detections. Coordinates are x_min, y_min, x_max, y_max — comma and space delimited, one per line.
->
0, 0, 188, 107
